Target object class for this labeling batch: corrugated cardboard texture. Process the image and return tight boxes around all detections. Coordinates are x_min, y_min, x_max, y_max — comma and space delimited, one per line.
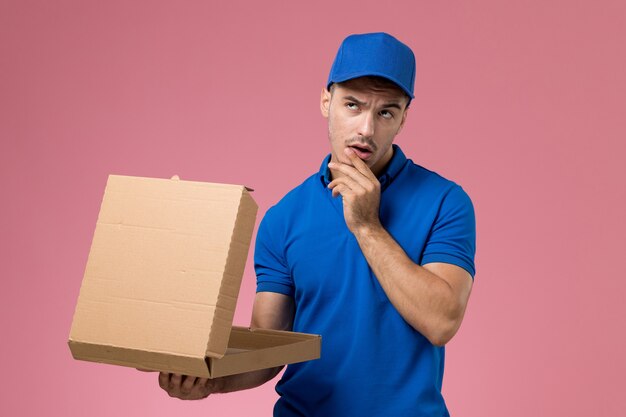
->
69, 175, 258, 374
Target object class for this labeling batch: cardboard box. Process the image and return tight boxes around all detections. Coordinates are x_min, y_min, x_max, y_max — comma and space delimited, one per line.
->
68, 175, 320, 378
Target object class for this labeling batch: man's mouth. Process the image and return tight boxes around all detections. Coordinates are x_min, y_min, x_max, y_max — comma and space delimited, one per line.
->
348, 144, 374, 160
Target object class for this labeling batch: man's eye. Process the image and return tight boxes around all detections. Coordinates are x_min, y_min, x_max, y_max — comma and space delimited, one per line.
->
346, 103, 359, 110
380, 110, 394, 119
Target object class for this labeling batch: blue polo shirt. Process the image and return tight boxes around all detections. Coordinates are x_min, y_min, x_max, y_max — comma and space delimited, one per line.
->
255, 145, 476, 417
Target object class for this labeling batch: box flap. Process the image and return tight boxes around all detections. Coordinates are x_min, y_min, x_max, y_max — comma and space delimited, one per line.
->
69, 175, 258, 364
205, 188, 257, 358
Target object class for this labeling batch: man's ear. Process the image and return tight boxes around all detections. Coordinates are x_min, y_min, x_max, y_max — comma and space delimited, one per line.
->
320, 88, 331, 118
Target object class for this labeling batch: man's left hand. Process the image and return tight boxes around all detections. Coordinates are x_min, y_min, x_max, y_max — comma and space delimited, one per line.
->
328, 148, 382, 234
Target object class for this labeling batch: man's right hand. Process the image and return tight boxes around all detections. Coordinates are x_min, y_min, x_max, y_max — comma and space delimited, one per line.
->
158, 372, 221, 400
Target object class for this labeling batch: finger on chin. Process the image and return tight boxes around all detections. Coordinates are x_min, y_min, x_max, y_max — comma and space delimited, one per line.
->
344, 147, 374, 176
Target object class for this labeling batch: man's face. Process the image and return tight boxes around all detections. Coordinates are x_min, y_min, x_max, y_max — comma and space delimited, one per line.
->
320, 78, 409, 177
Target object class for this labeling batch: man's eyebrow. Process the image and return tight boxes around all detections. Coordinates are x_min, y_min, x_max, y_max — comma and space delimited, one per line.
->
343, 95, 367, 105
382, 102, 403, 110
342, 95, 404, 110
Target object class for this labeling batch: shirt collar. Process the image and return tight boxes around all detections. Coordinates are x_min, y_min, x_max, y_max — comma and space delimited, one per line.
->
319, 144, 408, 190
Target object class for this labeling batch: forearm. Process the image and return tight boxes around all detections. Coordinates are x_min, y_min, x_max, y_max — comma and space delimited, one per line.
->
327, 150, 471, 345
353, 223, 466, 346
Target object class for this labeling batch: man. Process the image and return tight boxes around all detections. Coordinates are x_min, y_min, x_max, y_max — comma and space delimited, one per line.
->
159, 32, 476, 416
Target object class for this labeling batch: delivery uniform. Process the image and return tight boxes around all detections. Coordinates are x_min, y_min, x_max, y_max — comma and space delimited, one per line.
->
255, 145, 476, 417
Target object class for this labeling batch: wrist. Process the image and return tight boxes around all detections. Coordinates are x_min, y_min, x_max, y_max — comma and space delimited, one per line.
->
352, 221, 384, 241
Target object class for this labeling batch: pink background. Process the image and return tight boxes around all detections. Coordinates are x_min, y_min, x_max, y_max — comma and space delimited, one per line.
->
2, 0, 625, 415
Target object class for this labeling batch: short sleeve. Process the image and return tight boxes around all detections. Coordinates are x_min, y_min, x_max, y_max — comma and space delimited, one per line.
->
421, 185, 476, 278
254, 208, 295, 296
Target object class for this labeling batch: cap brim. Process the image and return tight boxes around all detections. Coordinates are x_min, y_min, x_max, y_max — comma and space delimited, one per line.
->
327, 71, 415, 99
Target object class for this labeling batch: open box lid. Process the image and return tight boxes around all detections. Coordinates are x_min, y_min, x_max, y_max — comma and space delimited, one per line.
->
69, 175, 258, 372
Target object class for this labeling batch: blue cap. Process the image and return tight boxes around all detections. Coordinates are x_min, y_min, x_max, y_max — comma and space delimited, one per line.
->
327, 32, 416, 99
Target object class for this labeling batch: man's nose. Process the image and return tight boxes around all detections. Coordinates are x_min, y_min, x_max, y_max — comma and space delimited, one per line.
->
357, 112, 375, 138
